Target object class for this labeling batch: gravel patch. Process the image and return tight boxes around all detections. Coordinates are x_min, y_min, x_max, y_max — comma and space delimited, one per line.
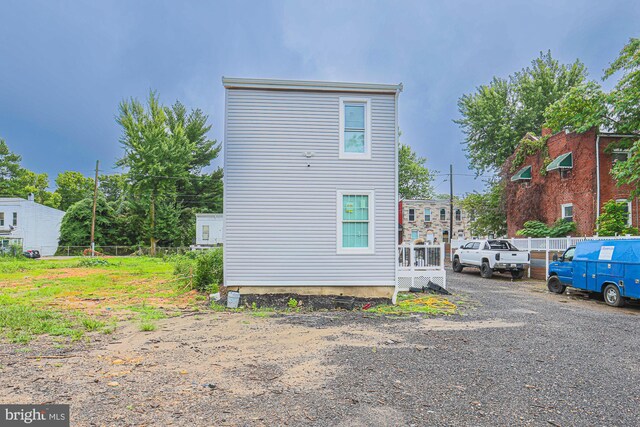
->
2, 269, 640, 426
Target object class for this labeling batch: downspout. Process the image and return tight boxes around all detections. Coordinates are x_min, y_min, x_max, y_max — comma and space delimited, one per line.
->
393, 84, 402, 305
595, 134, 601, 222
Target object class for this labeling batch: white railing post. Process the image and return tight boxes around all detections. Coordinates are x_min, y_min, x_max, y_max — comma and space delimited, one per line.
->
440, 242, 445, 270
545, 236, 550, 280
527, 237, 532, 278
410, 242, 415, 273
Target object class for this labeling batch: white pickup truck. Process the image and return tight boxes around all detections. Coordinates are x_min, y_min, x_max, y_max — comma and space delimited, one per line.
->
452, 239, 530, 279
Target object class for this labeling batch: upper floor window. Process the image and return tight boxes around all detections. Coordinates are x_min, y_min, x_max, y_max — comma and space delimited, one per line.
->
339, 98, 371, 160
561, 204, 573, 222
424, 208, 431, 222
408, 209, 415, 221
0, 213, 4, 226
202, 225, 210, 241
440, 208, 446, 221
612, 150, 630, 165
455, 209, 461, 221
12, 212, 17, 226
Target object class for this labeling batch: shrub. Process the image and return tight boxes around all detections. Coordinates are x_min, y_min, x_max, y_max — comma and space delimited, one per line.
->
172, 249, 223, 293
173, 255, 196, 287
516, 219, 577, 237
76, 258, 110, 267
194, 249, 223, 293
596, 200, 639, 236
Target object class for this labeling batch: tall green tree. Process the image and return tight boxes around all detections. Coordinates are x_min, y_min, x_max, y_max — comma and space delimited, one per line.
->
456, 52, 587, 174
461, 180, 507, 237
59, 196, 118, 246
0, 138, 59, 208
54, 171, 94, 210
545, 38, 640, 197
116, 92, 222, 251
398, 143, 435, 199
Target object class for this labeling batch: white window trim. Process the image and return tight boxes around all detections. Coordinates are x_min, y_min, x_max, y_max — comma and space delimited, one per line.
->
202, 224, 210, 241
612, 149, 630, 162
616, 199, 633, 226
336, 189, 375, 255
339, 97, 372, 160
411, 229, 419, 240
561, 203, 573, 220
424, 209, 431, 222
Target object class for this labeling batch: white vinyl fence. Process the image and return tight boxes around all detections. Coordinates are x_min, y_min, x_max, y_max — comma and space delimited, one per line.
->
451, 235, 639, 279
396, 243, 447, 301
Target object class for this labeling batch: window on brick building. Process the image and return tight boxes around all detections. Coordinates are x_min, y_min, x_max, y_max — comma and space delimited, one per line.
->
424, 208, 431, 222
408, 208, 415, 221
616, 199, 632, 226
612, 150, 630, 165
440, 208, 446, 221
561, 204, 573, 222
455, 209, 461, 221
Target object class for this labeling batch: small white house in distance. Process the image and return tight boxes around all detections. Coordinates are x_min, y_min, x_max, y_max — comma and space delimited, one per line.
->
195, 213, 223, 246
223, 77, 401, 298
0, 195, 65, 256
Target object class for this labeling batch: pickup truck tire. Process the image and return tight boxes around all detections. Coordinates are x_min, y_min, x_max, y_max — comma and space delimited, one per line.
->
547, 276, 566, 294
603, 284, 625, 307
511, 269, 525, 279
480, 262, 493, 278
452, 257, 463, 273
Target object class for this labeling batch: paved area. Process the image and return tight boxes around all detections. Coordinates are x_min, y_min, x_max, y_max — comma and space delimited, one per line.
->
2, 269, 640, 426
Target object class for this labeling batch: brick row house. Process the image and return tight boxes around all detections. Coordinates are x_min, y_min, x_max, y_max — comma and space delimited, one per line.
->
505, 128, 638, 237
399, 199, 472, 243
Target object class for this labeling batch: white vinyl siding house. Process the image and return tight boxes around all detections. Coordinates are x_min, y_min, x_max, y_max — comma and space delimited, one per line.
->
222, 77, 401, 295
0, 196, 65, 256
195, 213, 223, 246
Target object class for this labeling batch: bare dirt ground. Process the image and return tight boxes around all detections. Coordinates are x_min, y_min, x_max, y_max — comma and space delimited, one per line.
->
3, 270, 640, 426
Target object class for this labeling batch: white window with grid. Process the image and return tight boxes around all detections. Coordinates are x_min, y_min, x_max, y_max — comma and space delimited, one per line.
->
424, 208, 431, 222
561, 203, 573, 222
339, 97, 371, 160
337, 190, 374, 254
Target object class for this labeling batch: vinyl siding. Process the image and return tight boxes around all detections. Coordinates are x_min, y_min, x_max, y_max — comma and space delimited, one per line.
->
224, 88, 397, 285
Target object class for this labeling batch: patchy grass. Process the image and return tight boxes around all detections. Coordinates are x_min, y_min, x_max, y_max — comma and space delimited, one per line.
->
0, 257, 200, 343
368, 293, 458, 316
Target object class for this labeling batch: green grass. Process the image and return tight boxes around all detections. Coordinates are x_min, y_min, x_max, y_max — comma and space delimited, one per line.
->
0, 256, 197, 343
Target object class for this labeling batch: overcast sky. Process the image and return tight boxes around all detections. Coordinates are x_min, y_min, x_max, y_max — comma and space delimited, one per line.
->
1, 0, 638, 195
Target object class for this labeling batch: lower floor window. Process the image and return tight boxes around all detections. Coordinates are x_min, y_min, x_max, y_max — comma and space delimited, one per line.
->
338, 191, 373, 253
411, 229, 419, 240
561, 204, 573, 222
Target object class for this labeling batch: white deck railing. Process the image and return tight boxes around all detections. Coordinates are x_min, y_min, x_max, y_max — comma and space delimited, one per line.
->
396, 243, 447, 301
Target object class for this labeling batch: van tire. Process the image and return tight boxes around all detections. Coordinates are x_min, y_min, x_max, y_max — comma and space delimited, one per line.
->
547, 276, 565, 294
511, 269, 525, 280
603, 284, 625, 307
480, 262, 493, 278
452, 257, 463, 273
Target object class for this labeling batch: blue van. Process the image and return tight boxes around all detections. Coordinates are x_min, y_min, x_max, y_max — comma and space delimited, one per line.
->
547, 239, 640, 307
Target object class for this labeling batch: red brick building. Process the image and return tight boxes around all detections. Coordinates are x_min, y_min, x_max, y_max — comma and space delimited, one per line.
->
505, 128, 638, 237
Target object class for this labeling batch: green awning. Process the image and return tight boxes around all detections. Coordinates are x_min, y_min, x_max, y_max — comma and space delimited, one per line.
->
546, 152, 573, 171
511, 165, 532, 182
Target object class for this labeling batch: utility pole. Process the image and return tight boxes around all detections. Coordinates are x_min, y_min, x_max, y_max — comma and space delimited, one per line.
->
449, 164, 453, 243
90, 160, 99, 257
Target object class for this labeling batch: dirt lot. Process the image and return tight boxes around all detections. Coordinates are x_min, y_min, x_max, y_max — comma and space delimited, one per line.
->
3, 269, 640, 426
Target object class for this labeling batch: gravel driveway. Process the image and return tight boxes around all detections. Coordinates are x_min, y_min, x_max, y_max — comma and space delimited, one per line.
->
2, 269, 640, 426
